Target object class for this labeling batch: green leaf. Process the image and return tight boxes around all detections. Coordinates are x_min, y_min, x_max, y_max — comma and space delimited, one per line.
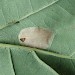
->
0, 0, 75, 75
0, 44, 58, 75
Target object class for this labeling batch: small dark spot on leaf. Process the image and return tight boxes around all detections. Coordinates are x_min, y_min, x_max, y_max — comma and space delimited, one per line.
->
20, 38, 26, 42
15, 21, 20, 24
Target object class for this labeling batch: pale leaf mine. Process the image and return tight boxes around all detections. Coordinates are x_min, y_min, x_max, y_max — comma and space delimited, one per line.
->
18, 27, 54, 49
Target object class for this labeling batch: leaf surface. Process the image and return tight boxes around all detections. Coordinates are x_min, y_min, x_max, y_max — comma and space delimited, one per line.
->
0, 0, 75, 75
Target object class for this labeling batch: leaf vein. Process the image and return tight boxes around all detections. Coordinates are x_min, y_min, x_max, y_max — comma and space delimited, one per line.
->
18, 0, 59, 21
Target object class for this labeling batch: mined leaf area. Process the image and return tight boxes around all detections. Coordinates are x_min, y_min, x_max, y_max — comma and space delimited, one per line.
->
0, 0, 75, 75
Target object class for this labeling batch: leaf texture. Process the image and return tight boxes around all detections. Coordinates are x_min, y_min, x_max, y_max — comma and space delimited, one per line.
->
0, 0, 75, 75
